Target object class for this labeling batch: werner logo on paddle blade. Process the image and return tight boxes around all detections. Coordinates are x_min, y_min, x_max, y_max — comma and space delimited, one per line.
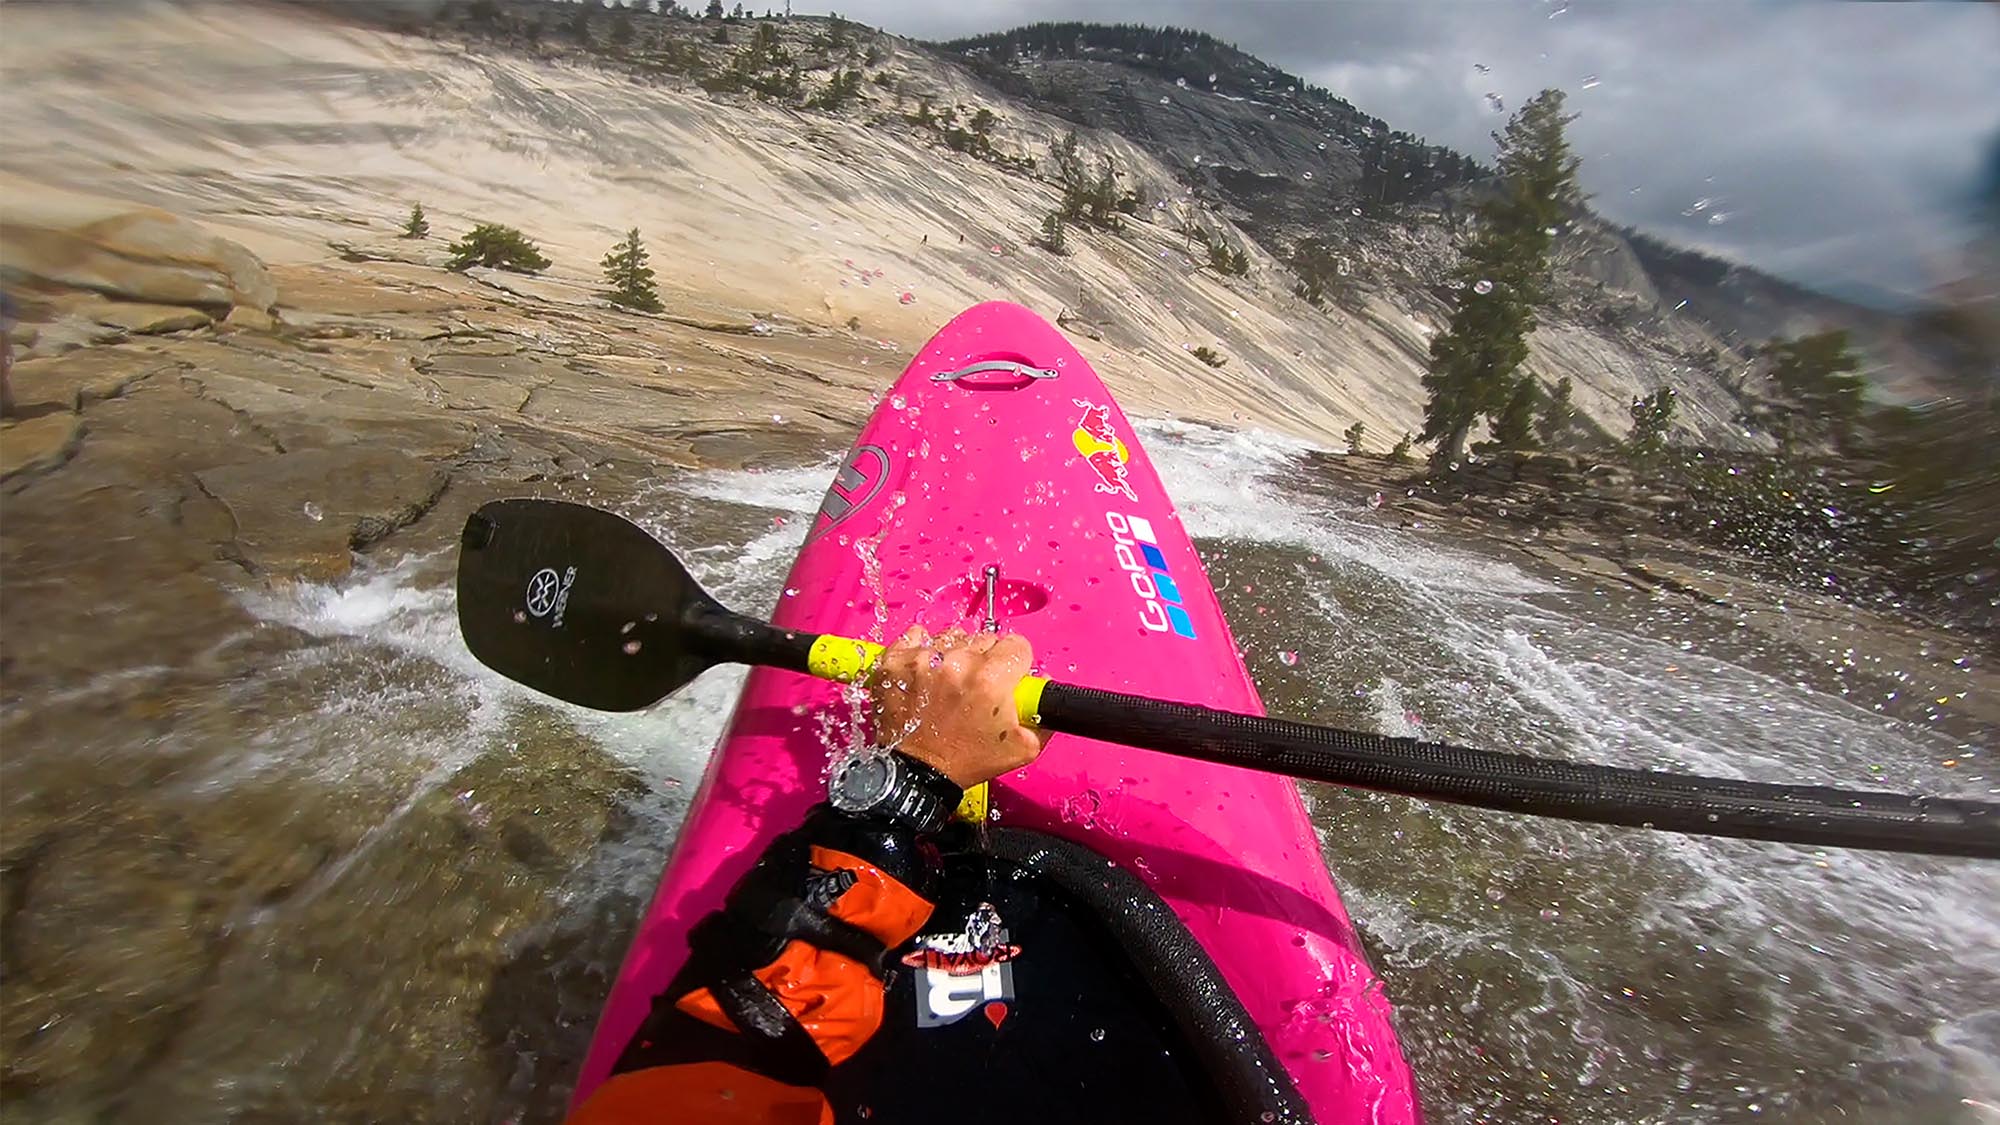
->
1070, 398, 1137, 501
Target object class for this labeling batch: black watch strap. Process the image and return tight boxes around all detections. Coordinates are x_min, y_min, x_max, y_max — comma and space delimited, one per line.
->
883, 751, 961, 835
868, 751, 961, 835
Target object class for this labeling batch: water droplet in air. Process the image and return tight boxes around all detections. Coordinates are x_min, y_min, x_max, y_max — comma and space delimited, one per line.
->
302, 501, 324, 522
622, 639, 642, 655
772, 413, 784, 423
1368, 491, 1384, 509
1540, 907, 1561, 921
1208, 73, 1218, 84
1581, 74, 1601, 89
1485, 92, 1505, 112
511, 609, 528, 624
1473, 279, 1494, 295
1279, 650, 1300, 667
1303, 171, 1314, 180
899, 291, 915, 305
784, 587, 800, 598
1176, 77, 1187, 88
1707, 211, 1731, 226
1485, 885, 1505, 901
1089, 1027, 1106, 1042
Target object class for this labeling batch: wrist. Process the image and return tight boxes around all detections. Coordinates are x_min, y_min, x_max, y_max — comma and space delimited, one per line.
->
896, 743, 982, 790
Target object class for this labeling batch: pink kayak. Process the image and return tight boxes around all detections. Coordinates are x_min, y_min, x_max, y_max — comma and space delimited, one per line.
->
574, 302, 1418, 1122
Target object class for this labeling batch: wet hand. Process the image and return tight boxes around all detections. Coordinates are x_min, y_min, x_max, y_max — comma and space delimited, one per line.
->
870, 625, 1049, 789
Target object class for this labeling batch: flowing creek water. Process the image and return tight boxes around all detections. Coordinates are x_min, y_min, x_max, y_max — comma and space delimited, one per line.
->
30, 418, 1994, 1124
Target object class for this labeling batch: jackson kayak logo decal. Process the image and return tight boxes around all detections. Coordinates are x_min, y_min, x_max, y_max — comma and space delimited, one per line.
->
911, 929, 1018, 1029
1106, 513, 1196, 639
807, 444, 889, 545
525, 565, 576, 628
1071, 398, 1137, 502
902, 942, 1023, 976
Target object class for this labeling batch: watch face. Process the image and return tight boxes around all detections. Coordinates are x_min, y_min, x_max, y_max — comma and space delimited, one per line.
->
831, 754, 894, 811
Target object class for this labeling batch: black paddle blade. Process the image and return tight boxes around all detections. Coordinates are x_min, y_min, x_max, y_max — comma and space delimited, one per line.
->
456, 499, 723, 711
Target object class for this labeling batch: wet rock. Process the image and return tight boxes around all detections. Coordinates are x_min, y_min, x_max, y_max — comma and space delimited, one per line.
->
1, 812, 225, 1115
1621, 558, 1740, 607
111, 717, 650, 1122
195, 448, 453, 579
2, 199, 276, 313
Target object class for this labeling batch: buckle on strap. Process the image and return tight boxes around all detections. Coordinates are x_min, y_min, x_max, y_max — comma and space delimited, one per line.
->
709, 974, 831, 1086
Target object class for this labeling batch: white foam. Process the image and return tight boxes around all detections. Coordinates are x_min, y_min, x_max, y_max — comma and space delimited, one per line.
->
667, 459, 837, 516
1136, 414, 1558, 597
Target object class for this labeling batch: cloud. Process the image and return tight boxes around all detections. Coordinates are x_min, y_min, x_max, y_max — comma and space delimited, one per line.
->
827, 0, 2000, 305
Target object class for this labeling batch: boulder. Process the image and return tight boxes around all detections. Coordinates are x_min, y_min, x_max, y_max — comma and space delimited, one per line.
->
1, 200, 277, 313
0, 412, 86, 487
220, 304, 278, 333
86, 301, 213, 335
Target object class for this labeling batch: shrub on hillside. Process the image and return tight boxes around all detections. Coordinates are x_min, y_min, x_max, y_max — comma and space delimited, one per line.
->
446, 223, 551, 274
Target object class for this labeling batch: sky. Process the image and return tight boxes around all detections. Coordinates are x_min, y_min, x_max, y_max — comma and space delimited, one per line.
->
822, 0, 2000, 308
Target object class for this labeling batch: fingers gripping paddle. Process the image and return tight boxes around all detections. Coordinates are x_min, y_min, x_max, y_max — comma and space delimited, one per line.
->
457, 499, 2000, 860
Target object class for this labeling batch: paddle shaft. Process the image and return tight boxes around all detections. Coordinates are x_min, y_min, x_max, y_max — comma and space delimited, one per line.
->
729, 618, 1999, 860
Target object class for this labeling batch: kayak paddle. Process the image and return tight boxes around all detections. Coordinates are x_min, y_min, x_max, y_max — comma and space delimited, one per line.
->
457, 498, 1999, 860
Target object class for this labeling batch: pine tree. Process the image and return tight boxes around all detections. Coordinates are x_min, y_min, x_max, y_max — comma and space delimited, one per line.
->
1627, 388, 1677, 460
1343, 421, 1366, 454
1536, 374, 1577, 448
1485, 376, 1541, 452
1038, 211, 1067, 254
1388, 432, 1415, 463
705, 0, 723, 17
601, 228, 663, 312
1419, 89, 1581, 470
1755, 330, 1866, 451
401, 202, 430, 239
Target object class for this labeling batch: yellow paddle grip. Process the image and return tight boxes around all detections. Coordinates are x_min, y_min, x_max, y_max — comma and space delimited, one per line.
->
803, 634, 1049, 826
804, 634, 1049, 725
805, 635, 885, 682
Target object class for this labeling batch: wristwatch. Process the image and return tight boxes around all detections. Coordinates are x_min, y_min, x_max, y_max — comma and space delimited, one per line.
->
828, 750, 963, 835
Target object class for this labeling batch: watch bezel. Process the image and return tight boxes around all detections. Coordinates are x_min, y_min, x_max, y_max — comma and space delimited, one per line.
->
830, 752, 897, 813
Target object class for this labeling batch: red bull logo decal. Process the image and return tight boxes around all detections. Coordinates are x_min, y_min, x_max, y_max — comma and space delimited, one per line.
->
1070, 398, 1137, 501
